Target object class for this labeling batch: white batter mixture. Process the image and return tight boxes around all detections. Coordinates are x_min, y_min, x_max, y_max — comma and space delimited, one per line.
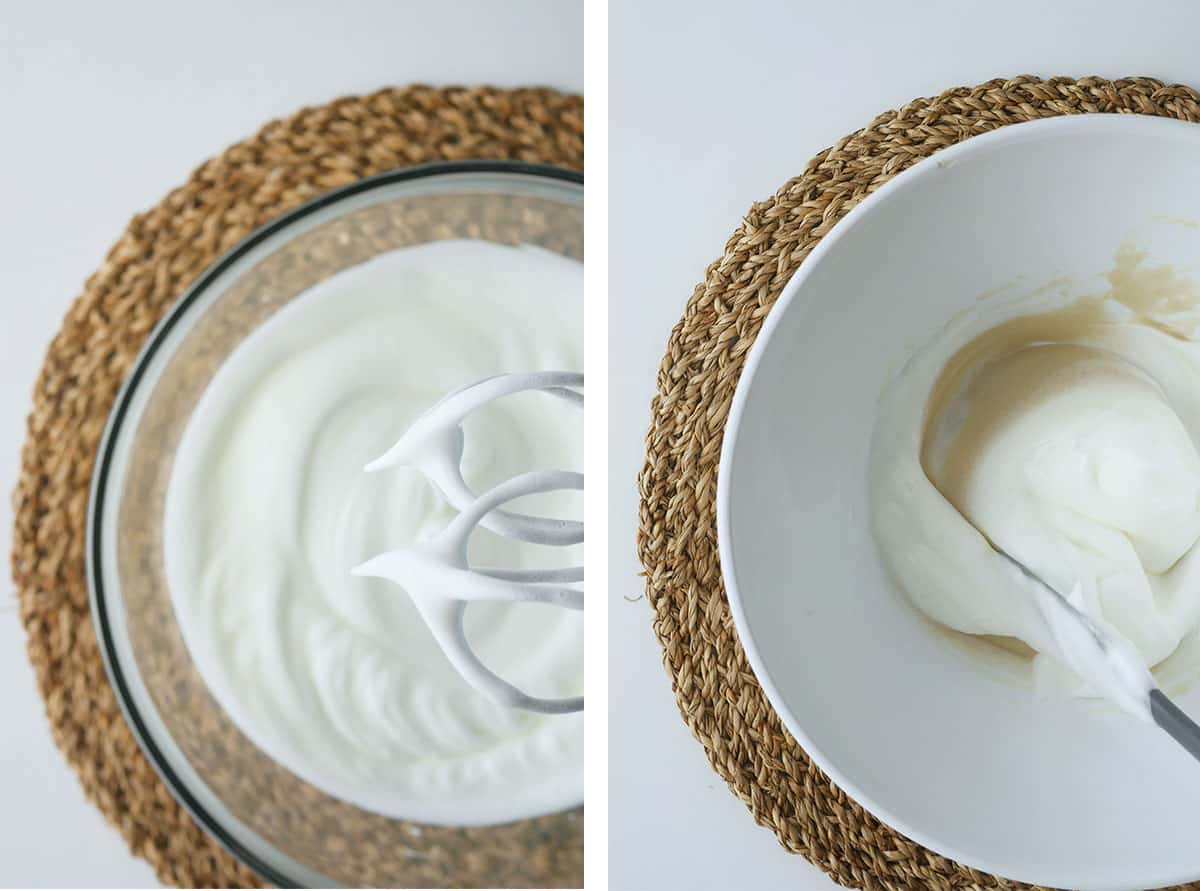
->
870, 247, 1200, 718
164, 240, 583, 824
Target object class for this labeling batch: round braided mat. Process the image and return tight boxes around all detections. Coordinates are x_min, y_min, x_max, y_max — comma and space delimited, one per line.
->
12, 84, 583, 889
637, 75, 1200, 891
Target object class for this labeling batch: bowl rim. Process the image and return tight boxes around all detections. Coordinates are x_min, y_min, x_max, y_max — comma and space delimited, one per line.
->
715, 112, 1200, 891
85, 159, 584, 888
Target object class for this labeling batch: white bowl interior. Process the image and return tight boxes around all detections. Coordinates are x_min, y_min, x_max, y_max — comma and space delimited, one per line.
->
720, 115, 1200, 891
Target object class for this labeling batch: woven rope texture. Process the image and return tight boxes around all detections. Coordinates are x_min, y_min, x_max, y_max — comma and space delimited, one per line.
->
638, 75, 1200, 891
13, 84, 583, 889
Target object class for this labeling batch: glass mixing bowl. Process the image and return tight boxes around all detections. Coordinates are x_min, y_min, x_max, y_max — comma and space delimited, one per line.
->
86, 161, 583, 888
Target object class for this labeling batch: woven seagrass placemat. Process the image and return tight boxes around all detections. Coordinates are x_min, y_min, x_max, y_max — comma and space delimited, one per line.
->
12, 84, 583, 889
637, 75, 1200, 891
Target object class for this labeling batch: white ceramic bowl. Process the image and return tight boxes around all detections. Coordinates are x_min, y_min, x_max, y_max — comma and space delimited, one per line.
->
718, 114, 1200, 891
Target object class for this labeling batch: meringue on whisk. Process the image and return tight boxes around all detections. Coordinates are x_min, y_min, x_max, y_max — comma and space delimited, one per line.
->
352, 371, 583, 715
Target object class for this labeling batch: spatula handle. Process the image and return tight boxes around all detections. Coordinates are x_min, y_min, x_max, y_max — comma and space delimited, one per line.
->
1150, 689, 1200, 763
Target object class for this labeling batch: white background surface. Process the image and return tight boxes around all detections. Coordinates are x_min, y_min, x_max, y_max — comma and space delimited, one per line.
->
608, 2, 1200, 889
0, 1, 580, 887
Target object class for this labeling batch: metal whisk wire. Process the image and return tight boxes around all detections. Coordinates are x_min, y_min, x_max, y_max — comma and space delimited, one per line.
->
353, 371, 583, 714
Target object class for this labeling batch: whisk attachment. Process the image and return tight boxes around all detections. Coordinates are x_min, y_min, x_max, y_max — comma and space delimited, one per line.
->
353, 371, 583, 714
366, 371, 583, 547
